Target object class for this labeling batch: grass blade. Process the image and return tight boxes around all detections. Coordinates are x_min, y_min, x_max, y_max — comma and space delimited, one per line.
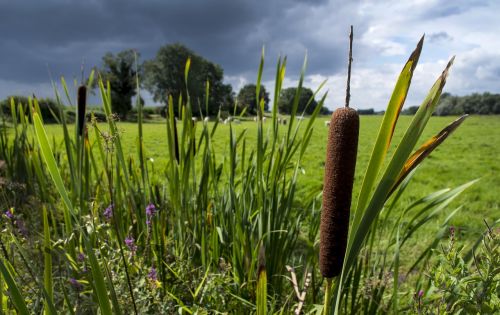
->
33, 112, 74, 235
43, 206, 53, 314
84, 238, 113, 315
0, 260, 29, 315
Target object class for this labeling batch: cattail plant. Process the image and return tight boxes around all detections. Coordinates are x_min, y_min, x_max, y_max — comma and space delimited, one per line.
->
77, 85, 87, 136
320, 27, 358, 315
320, 26, 359, 279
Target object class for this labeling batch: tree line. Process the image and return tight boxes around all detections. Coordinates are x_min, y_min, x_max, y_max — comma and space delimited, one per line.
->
92, 44, 329, 118
1, 43, 330, 122
401, 92, 500, 116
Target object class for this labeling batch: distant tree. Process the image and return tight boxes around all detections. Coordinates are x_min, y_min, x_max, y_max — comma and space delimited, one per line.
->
235, 84, 269, 116
358, 108, 375, 115
143, 43, 233, 117
98, 49, 139, 119
435, 92, 500, 116
320, 106, 332, 115
278, 87, 324, 115
0, 95, 62, 123
401, 106, 419, 115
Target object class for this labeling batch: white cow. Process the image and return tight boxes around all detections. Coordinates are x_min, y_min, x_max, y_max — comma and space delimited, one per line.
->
324, 120, 330, 127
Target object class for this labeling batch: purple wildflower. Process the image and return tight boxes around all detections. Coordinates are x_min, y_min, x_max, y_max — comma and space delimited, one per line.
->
148, 266, 158, 282
103, 204, 113, 221
125, 236, 137, 253
418, 290, 424, 298
69, 278, 83, 291
77, 252, 85, 262
146, 203, 156, 217
146, 203, 156, 226
4, 208, 13, 219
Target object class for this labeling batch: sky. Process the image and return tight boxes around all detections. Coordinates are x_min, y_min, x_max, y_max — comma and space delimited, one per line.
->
0, 0, 498, 111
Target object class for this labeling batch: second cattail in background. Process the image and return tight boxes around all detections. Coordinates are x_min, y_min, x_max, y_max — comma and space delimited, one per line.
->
77, 85, 87, 136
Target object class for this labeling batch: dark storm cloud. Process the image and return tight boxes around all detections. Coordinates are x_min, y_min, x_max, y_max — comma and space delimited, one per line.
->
0, 0, 365, 91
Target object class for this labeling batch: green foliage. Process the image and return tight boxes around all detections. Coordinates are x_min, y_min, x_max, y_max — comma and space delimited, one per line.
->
144, 43, 234, 117
278, 87, 326, 115
236, 83, 270, 115
423, 224, 500, 314
435, 92, 500, 116
97, 49, 140, 119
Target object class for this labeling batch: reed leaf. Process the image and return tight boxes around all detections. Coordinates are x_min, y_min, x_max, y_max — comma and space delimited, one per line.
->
353, 36, 424, 232
33, 112, 74, 234
0, 260, 29, 315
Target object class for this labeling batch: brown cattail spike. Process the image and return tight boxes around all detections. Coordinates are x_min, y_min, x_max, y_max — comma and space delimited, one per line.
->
77, 85, 87, 136
320, 107, 359, 278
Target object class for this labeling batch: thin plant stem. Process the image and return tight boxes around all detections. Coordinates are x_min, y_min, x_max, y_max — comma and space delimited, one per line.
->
323, 278, 332, 315
345, 25, 353, 108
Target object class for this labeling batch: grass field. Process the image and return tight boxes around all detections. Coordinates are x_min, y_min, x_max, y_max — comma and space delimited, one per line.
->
41, 114, 499, 239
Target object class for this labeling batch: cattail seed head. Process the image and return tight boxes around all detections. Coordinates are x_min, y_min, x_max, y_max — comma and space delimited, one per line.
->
77, 85, 87, 136
320, 107, 359, 278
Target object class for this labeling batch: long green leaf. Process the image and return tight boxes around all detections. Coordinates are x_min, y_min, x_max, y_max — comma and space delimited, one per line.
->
352, 36, 424, 231
85, 238, 113, 315
0, 260, 29, 315
33, 113, 74, 235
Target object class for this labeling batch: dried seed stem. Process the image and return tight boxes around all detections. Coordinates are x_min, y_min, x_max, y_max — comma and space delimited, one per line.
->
345, 25, 353, 108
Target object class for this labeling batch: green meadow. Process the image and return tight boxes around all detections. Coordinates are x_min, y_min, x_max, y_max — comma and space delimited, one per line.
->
42, 114, 499, 237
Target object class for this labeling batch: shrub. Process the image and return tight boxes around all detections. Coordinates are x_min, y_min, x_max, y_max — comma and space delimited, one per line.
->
422, 224, 500, 313
0, 95, 63, 123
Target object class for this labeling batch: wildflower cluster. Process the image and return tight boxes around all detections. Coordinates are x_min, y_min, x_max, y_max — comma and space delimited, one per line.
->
125, 236, 137, 254
146, 203, 157, 226
103, 204, 113, 221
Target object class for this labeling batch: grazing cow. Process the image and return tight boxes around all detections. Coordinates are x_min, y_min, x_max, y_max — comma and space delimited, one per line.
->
192, 117, 198, 123
262, 117, 267, 122
233, 119, 241, 124
253, 116, 258, 122
297, 116, 305, 120
219, 118, 224, 123
204, 117, 209, 123
282, 118, 287, 125
324, 120, 330, 127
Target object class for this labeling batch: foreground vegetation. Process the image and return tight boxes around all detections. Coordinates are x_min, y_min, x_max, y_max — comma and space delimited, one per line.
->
0, 40, 498, 314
